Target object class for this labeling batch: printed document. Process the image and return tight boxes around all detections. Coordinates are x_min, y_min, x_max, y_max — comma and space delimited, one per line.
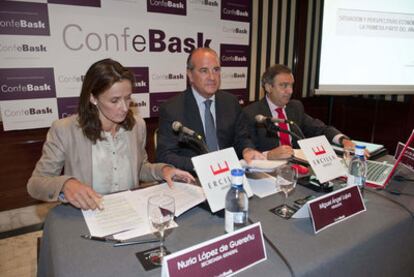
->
82, 182, 206, 240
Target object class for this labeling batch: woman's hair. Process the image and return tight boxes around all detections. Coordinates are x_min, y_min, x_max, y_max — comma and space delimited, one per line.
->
77, 58, 135, 143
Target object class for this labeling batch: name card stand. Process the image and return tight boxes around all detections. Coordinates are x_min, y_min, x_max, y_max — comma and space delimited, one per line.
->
161, 222, 267, 277
191, 147, 253, 213
293, 185, 366, 234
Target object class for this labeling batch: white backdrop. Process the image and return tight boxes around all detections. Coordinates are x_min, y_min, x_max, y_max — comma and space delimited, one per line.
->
0, 0, 251, 130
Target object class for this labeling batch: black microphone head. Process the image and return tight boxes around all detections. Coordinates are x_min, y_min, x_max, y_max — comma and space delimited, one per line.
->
172, 121, 182, 132
255, 114, 266, 123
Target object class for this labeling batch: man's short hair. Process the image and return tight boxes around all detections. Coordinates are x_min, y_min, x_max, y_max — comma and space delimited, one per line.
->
261, 64, 292, 89
186, 47, 218, 70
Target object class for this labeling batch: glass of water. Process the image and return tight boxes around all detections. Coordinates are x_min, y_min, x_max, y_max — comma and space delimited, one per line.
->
275, 164, 298, 218
147, 194, 175, 265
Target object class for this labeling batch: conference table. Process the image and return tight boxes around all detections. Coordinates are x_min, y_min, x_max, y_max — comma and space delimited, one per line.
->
37, 159, 414, 277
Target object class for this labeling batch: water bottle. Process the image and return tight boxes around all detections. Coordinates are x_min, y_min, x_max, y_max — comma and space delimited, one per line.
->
225, 169, 248, 233
347, 145, 367, 196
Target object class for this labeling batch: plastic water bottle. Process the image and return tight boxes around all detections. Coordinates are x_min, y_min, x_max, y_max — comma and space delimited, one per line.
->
225, 169, 248, 233
347, 145, 367, 196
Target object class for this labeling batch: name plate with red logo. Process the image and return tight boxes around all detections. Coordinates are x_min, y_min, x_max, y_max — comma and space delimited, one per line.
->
308, 185, 366, 233
191, 147, 253, 213
161, 222, 267, 277
298, 135, 347, 183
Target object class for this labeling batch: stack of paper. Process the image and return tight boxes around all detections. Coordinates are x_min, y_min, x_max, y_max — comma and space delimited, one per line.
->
82, 182, 206, 240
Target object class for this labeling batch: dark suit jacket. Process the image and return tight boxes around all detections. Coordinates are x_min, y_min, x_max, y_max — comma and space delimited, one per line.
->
156, 88, 254, 172
243, 98, 342, 151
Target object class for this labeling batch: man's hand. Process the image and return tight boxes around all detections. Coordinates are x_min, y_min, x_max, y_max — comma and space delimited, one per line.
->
62, 179, 103, 211
267, 145, 293, 160
342, 138, 370, 159
242, 148, 266, 164
162, 166, 196, 188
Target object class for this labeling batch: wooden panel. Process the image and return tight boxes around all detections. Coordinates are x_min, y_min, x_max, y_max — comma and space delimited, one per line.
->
0, 126, 48, 211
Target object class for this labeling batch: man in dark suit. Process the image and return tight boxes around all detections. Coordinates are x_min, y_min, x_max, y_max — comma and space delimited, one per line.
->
156, 48, 264, 172
244, 64, 354, 160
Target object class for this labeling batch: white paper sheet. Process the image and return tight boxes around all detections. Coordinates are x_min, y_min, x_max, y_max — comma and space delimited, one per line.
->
241, 159, 287, 173
82, 191, 145, 237
113, 182, 205, 240
247, 172, 281, 198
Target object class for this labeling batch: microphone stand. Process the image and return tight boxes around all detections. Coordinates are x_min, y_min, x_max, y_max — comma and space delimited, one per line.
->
178, 132, 209, 154
264, 118, 303, 141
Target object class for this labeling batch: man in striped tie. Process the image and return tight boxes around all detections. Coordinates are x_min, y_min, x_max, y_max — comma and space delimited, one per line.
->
243, 64, 354, 160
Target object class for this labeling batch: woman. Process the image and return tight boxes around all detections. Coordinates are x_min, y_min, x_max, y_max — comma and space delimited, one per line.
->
27, 58, 194, 210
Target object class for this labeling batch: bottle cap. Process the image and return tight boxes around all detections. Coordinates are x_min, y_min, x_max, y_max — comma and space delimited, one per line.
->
355, 145, 366, 156
231, 168, 244, 177
231, 169, 244, 186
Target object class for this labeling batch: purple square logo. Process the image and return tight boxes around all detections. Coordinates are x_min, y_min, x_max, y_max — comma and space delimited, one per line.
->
147, 0, 186, 16
0, 68, 56, 101
221, 0, 251, 23
0, 2, 50, 36
220, 44, 249, 67
57, 97, 79, 119
150, 91, 180, 117
47, 0, 101, 7
128, 67, 149, 93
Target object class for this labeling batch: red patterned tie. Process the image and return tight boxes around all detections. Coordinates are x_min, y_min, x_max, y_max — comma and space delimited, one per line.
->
275, 108, 291, 146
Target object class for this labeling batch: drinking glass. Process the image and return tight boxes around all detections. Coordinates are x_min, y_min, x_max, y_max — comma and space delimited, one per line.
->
275, 164, 298, 218
147, 194, 175, 265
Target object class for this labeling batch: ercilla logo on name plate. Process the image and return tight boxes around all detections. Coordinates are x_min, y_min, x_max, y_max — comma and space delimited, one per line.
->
0, 2, 50, 36
147, 0, 187, 16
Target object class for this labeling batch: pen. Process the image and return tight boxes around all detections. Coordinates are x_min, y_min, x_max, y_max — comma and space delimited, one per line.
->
80, 234, 122, 243
113, 239, 160, 247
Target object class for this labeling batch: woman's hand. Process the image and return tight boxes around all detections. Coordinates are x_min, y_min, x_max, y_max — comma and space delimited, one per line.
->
162, 166, 196, 188
62, 178, 103, 210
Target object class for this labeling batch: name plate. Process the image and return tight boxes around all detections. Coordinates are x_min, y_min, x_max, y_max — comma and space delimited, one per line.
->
161, 222, 267, 277
191, 147, 253, 213
308, 185, 366, 233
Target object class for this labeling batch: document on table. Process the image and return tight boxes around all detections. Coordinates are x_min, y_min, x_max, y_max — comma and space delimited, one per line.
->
82, 182, 206, 240
82, 191, 144, 237
247, 172, 281, 198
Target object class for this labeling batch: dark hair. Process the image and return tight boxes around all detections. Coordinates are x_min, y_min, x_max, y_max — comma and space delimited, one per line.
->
186, 47, 218, 70
261, 64, 292, 89
77, 58, 135, 143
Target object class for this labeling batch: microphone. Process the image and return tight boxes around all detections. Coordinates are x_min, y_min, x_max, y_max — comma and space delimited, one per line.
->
172, 121, 203, 141
172, 121, 208, 154
255, 114, 294, 125
255, 114, 304, 140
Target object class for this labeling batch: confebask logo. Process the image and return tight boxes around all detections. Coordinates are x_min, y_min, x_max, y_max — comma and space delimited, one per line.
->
0, 2, 50, 36
3, 106, 54, 118
220, 44, 249, 67
0, 43, 47, 53
221, 0, 251, 22
62, 26, 211, 53
222, 26, 248, 34
128, 67, 149, 93
147, 0, 186, 16
189, 0, 219, 8
0, 68, 56, 101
